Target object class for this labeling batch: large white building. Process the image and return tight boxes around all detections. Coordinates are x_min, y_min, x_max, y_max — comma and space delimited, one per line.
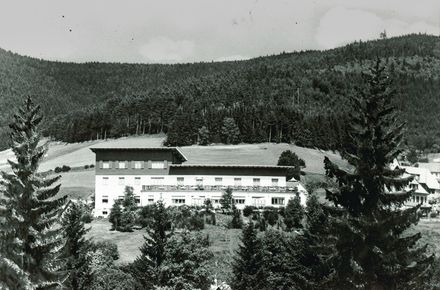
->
91, 147, 305, 217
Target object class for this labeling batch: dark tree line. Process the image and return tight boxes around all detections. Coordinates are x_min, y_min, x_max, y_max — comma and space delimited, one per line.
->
1, 34, 440, 151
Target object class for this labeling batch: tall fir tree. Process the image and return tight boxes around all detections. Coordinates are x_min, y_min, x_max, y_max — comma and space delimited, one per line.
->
61, 202, 92, 290
231, 222, 264, 290
319, 60, 433, 289
0, 97, 67, 289
131, 200, 172, 288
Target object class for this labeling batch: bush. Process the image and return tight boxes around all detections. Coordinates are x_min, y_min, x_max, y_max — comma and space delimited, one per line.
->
229, 207, 243, 229
243, 206, 256, 217
90, 164, 95, 168
263, 207, 279, 226
90, 267, 140, 290
188, 213, 205, 231
430, 211, 438, 218
137, 204, 156, 228
92, 241, 119, 261
62, 165, 71, 172
84, 165, 90, 169
204, 212, 216, 225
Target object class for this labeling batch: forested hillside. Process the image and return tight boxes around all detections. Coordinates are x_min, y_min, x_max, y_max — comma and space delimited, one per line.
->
1, 34, 440, 151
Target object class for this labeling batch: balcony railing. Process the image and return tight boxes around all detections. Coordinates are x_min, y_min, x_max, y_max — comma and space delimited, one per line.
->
141, 185, 298, 193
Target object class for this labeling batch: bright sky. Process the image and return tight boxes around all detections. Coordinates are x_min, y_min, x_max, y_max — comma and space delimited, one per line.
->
0, 0, 439, 63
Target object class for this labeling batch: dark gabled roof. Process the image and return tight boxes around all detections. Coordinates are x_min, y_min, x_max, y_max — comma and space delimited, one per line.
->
90, 147, 188, 162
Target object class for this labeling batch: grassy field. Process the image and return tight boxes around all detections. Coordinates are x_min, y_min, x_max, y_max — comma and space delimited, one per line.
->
86, 217, 241, 281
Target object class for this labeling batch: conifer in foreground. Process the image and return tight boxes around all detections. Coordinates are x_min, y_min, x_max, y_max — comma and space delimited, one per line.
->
0, 97, 67, 289
320, 60, 433, 289
231, 222, 264, 290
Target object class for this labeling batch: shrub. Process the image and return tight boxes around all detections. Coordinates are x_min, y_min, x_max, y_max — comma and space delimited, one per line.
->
84, 165, 90, 169
92, 241, 119, 261
54, 166, 62, 173
90, 267, 140, 290
229, 207, 243, 229
430, 211, 438, 218
137, 204, 156, 228
90, 164, 95, 168
204, 212, 216, 225
243, 206, 256, 217
62, 165, 71, 172
188, 213, 205, 231
263, 208, 279, 226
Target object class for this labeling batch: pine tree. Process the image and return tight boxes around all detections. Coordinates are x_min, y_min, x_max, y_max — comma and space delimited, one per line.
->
221, 117, 241, 144
231, 222, 264, 290
220, 187, 234, 213
305, 194, 326, 233
132, 200, 172, 287
277, 150, 305, 181
230, 206, 243, 229
61, 202, 92, 290
109, 199, 122, 231
284, 194, 304, 230
0, 97, 67, 289
320, 60, 433, 289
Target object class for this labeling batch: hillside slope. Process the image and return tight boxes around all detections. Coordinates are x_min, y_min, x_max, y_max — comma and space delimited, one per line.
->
1, 34, 440, 151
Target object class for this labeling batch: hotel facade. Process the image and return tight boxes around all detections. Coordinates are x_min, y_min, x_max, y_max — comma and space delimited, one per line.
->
91, 147, 304, 217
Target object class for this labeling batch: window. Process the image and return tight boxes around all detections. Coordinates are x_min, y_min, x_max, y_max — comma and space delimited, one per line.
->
152, 161, 165, 169
118, 177, 125, 185
135, 177, 141, 185
102, 211, 108, 215
234, 178, 242, 187
135, 196, 140, 204
416, 196, 420, 203
148, 195, 154, 204
151, 177, 165, 185
102, 195, 108, 203
271, 178, 279, 186
177, 177, 184, 186
119, 161, 126, 169
271, 197, 285, 205
103, 161, 110, 169
102, 177, 109, 185
410, 184, 418, 190
196, 177, 203, 187
215, 177, 223, 186
253, 178, 260, 186
234, 198, 245, 204
172, 198, 186, 204
134, 161, 142, 169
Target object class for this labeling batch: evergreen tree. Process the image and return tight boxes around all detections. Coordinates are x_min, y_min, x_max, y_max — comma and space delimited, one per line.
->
230, 206, 243, 229
132, 200, 172, 288
198, 126, 210, 145
62, 202, 92, 290
284, 194, 304, 230
305, 194, 326, 233
231, 222, 264, 290
220, 187, 234, 213
109, 199, 123, 231
0, 97, 67, 289
319, 60, 433, 288
277, 150, 305, 181
221, 117, 241, 144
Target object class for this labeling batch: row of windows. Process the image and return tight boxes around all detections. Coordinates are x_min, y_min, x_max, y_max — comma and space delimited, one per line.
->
101, 161, 166, 169
102, 176, 279, 186
410, 195, 427, 204
102, 196, 285, 206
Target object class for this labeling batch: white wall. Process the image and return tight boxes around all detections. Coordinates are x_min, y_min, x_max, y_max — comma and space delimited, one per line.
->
94, 174, 297, 216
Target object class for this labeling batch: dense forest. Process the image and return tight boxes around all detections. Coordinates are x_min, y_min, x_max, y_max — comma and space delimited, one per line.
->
0, 34, 440, 151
